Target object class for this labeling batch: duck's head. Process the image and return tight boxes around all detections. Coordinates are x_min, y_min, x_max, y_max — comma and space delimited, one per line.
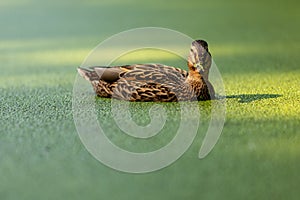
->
187, 40, 212, 80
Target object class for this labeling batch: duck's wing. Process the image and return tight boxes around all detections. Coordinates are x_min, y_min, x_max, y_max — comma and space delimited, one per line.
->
78, 64, 188, 83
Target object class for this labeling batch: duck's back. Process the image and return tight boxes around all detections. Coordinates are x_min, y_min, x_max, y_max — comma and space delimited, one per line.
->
112, 64, 189, 101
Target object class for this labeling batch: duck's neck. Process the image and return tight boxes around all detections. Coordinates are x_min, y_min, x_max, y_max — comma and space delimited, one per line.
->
186, 61, 205, 86
186, 70, 202, 81
185, 71, 205, 89
184, 72, 204, 99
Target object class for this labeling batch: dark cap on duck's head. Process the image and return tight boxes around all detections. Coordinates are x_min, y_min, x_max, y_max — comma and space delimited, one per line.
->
188, 39, 212, 80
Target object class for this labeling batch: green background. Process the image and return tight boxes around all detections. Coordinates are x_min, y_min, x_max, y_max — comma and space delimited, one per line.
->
0, 0, 299, 199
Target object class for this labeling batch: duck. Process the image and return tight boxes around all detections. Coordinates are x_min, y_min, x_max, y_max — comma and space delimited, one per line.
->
77, 40, 215, 102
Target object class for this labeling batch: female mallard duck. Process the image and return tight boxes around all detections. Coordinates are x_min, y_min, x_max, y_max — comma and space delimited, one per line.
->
78, 40, 215, 102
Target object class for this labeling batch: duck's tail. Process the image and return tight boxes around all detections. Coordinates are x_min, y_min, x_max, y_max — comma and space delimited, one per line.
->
77, 67, 99, 81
